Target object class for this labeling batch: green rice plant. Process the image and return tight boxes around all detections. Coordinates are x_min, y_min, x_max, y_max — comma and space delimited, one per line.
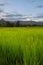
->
0, 27, 43, 65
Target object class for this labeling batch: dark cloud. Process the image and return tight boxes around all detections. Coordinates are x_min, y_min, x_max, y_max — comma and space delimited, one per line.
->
0, 3, 4, 13
4, 17, 18, 21
0, 9, 3, 13
34, 14, 43, 18
5, 14, 15, 17
3, 12, 28, 21
2, 11, 30, 21
4, 17, 26, 21
3, 14, 23, 18
0, 3, 5, 6
37, 5, 43, 8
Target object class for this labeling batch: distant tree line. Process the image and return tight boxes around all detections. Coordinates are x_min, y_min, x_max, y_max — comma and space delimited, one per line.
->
0, 19, 43, 27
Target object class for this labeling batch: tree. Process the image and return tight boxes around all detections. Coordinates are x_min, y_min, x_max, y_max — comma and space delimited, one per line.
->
16, 21, 20, 27
6, 21, 14, 27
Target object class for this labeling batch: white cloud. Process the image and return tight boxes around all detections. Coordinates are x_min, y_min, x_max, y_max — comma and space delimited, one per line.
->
32, 18, 43, 21
25, 17, 32, 21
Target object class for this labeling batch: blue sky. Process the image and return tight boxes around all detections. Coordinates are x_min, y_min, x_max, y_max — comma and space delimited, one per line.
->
0, 0, 43, 21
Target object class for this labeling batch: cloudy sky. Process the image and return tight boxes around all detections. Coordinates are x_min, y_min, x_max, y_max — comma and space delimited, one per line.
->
0, 0, 43, 21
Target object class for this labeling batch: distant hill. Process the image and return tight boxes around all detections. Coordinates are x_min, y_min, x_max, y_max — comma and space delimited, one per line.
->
0, 19, 43, 27
20, 21, 43, 26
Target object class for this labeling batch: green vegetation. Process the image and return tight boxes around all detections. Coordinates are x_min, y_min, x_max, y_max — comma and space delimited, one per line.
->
0, 27, 43, 65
